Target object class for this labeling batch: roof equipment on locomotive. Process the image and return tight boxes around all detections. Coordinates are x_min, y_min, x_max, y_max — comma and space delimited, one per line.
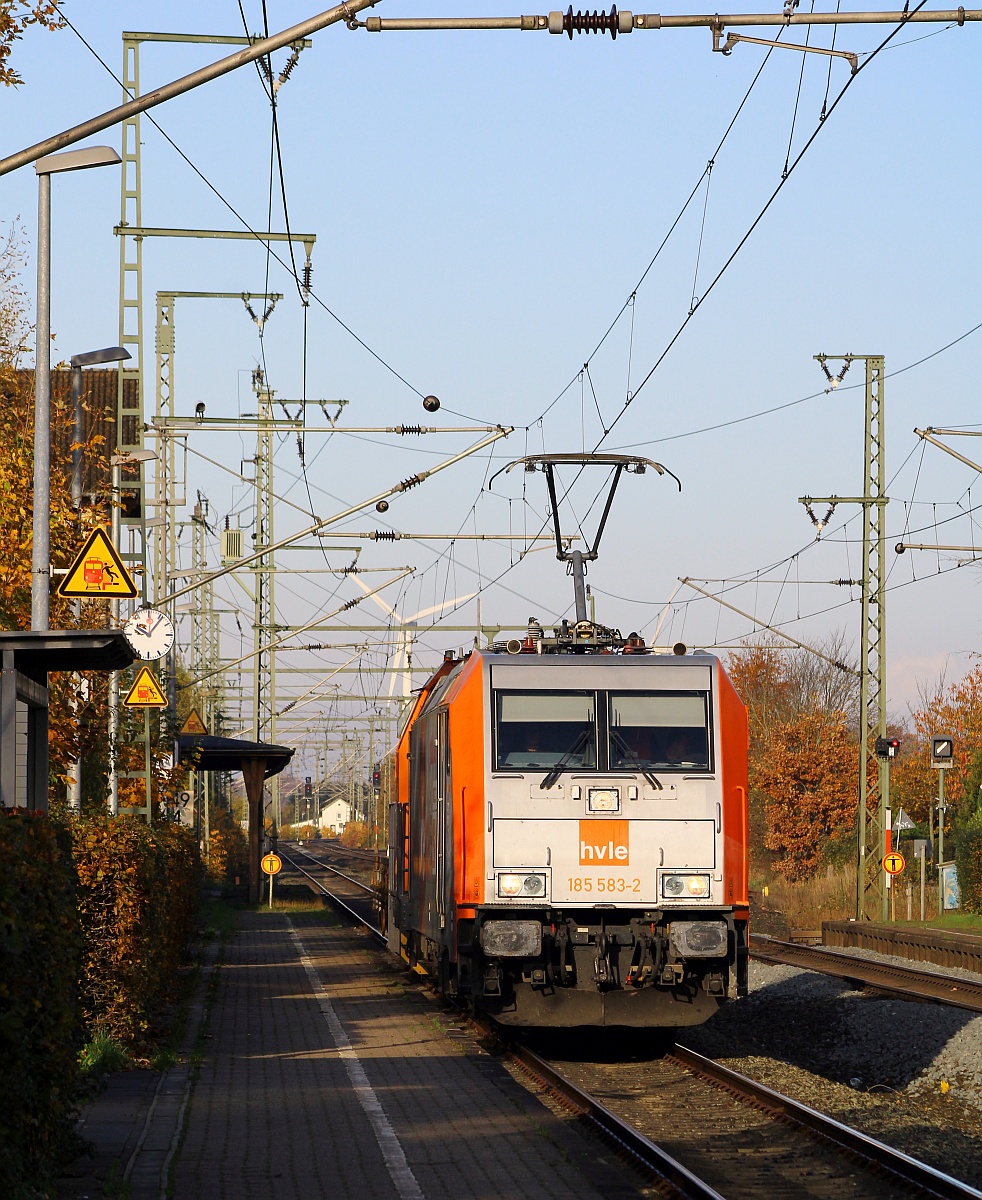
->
386, 454, 749, 1027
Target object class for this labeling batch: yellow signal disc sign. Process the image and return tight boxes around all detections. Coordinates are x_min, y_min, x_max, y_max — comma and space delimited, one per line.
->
883, 851, 906, 876
58, 526, 138, 598
261, 853, 282, 876
123, 665, 168, 708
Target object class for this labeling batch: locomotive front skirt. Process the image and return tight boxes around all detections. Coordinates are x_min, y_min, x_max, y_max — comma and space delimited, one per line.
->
387, 647, 749, 1027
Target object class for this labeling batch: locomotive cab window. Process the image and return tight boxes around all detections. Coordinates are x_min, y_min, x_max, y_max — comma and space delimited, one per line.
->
495, 691, 597, 770
608, 692, 711, 772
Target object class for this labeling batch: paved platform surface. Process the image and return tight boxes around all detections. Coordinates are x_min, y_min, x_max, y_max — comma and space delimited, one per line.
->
165, 909, 640, 1200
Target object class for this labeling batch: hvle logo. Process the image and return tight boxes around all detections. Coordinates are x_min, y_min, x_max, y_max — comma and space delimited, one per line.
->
579, 819, 629, 866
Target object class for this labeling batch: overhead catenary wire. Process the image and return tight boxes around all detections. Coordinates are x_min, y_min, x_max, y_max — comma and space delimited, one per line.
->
60, 11, 429, 403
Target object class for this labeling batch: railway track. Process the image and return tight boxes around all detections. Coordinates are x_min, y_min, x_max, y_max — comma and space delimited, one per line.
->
280, 845, 384, 939
279, 845, 981, 1200
750, 934, 982, 1015
532, 1040, 982, 1200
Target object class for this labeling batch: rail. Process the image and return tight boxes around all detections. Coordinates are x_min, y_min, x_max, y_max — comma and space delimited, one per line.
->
290, 843, 377, 895
669, 1044, 982, 1200
279, 848, 979, 1198
751, 933, 982, 1014
279, 847, 385, 943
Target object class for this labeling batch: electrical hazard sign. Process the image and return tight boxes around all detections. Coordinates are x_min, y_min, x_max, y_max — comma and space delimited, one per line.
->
57, 527, 138, 598
123, 665, 168, 708
180, 709, 208, 736
883, 851, 906, 876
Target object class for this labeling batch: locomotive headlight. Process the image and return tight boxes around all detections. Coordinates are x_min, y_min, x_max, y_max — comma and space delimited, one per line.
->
661, 873, 711, 899
497, 872, 547, 898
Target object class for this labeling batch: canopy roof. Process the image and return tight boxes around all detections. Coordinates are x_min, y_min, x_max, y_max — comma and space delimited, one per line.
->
177, 734, 294, 778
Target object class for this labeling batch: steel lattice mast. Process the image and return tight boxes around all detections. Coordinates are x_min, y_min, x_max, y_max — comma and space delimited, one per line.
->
800, 354, 888, 921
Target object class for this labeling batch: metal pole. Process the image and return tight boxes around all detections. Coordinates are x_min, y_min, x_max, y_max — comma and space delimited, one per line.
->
108, 460, 121, 816
32, 172, 51, 630
937, 769, 945, 918
70, 364, 83, 508
920, 846, 926, 921
569, 550, 588, 623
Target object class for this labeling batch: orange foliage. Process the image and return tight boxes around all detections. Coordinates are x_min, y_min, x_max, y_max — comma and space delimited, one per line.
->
727, 639, 859, 881
755, 709, 857, 881
891, 665, 982, 822
0, 2, 62, 87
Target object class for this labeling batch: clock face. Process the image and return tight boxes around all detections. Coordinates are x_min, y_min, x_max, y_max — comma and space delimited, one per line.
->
123, 608, 175, 661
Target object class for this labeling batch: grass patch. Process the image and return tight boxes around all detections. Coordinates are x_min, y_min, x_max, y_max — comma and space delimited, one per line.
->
890, 912, 982, 933
198, 896, 239, 939
78, 1032, 130, 1079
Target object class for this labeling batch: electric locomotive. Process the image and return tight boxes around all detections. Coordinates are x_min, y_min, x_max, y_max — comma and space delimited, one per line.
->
386, 619, 749, 1027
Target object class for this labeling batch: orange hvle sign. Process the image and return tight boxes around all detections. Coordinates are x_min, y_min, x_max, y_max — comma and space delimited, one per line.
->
579, 819, 629, 867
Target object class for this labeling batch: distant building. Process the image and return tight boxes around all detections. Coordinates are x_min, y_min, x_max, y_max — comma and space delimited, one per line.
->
318, 798, 353, 836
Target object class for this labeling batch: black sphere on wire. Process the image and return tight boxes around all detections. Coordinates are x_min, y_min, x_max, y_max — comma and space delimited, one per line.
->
423, 395, 440, 412
376, 500, 389, 513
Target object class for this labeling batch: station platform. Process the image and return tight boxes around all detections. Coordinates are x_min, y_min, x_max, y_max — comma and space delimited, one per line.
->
75, 908, 643, 1200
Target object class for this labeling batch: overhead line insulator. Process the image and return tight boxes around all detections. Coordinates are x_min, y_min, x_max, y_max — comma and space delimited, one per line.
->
548, 6, 634, 37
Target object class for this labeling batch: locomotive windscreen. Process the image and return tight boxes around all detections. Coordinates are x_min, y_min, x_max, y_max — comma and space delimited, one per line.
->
495, 691, 597, 769
609, 692, 711, 771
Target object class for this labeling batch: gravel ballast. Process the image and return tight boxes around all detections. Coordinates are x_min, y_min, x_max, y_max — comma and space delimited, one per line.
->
682, 958, 982, 1187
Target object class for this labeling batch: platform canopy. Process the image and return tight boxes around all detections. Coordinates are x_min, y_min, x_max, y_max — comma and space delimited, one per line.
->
0, 629, 137, 812
177, 734, 294, 777
178, 733, 294, 903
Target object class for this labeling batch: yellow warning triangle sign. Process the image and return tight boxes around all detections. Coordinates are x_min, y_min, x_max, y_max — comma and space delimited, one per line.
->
123, 665, 168, 708
58, 527, 138, 598
180, 709, 209, 736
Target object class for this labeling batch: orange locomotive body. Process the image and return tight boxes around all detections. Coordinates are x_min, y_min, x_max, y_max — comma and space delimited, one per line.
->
387, 643, 749, 1027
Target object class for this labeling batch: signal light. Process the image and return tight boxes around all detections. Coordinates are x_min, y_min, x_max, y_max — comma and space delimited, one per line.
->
875, 736, 901, 759
931, 736, 954, 768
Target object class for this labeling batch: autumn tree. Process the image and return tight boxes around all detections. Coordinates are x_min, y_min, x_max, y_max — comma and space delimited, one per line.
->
887, 666, 982, 911
726, 634, 859, 881
0, 2, 62, 87
0, 224, 189, 815
755, 709, 857, 880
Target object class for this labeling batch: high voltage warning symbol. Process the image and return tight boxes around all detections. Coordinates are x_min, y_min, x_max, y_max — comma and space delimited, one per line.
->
57, 527, 138, 598
123, 666, 168, 708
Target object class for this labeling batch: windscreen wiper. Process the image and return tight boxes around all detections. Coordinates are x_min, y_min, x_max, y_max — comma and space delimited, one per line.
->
540, 728, 592, 790
609, 728, 663, 790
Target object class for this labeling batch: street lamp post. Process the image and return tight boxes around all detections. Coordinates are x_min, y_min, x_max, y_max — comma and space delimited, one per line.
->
33, 146, 121, 632
65, 345, 131, 812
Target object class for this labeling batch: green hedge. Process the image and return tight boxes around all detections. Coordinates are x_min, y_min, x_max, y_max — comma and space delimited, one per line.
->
0, 810, 82, 1198
955, 807, 982, 914
72, 817, 200, 1051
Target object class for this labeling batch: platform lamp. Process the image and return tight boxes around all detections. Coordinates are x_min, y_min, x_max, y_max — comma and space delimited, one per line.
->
65, 345, 131, 813
33, 145, 121, 631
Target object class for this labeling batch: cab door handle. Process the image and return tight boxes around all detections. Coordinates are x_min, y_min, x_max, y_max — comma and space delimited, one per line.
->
487, 801, 493, 832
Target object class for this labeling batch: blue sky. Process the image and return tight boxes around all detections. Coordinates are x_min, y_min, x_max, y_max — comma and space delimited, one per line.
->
2, 2, 981, 760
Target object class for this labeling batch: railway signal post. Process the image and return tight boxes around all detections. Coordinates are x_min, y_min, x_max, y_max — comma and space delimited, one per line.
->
932, 736, 955, 917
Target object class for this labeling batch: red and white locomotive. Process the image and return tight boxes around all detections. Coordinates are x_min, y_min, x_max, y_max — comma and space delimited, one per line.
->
387, 623, 749, 1027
